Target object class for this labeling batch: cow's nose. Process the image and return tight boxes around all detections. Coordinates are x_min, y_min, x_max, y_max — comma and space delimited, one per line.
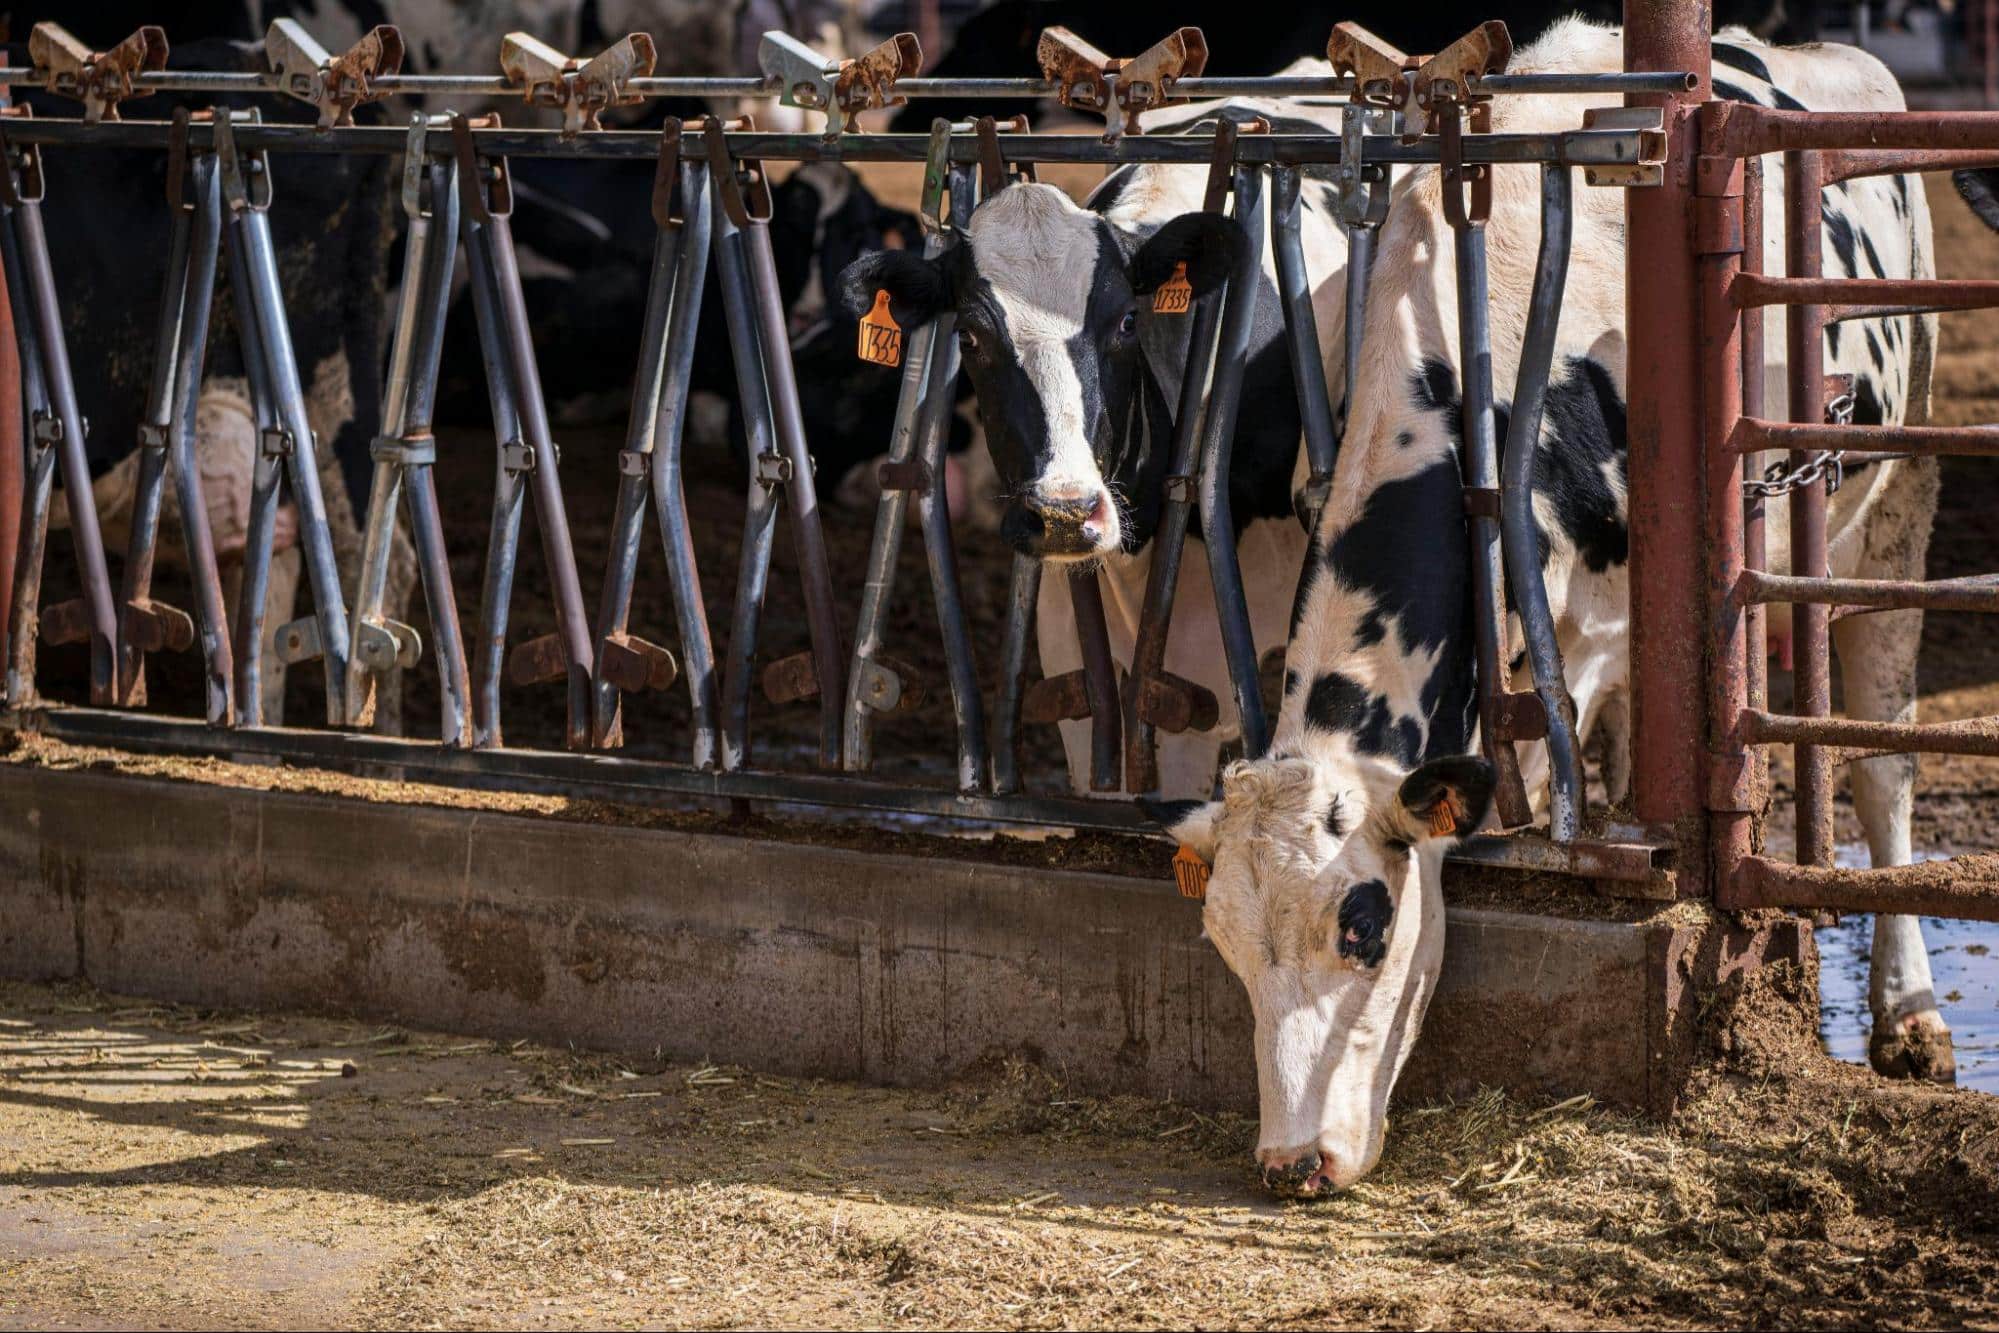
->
1256, 1148, 1324, 1197
1008, 486, 1111, 557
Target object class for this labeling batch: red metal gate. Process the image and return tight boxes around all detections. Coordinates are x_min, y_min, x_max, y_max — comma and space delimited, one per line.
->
1626, 0, 1999, 923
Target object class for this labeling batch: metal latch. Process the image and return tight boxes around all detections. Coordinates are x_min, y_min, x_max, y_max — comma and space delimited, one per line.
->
1579, 106, 1669, 188
758, 30, 924, 136
1037, 25, 1208, 139
28, 22, 165, 124
500, 31, 657, 136
265, 18, 404, 128
1328, 20, 1510, 144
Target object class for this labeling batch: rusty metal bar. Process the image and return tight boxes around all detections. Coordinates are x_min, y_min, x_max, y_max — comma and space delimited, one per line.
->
1731, 419, 1999, 457
1741, 709, 1999, 759
1741, 151, 1767, 724
0, 195, 15, 658
1623, 1, 1710, 886
1730, 852, 1999, 922
1819, 147, 1999, 184
1706, 103, 1999, 159
1741, 568, 1999, 614
1784, 148, 1834, 871
1733, 273, 1999, 311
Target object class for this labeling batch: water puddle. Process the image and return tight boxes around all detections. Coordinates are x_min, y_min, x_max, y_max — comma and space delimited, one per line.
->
1815, 846, 1999, 1092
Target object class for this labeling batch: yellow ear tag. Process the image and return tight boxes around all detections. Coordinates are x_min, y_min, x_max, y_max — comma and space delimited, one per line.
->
858, 289, 902, 366
1153, 262, 1193, 315
1427, 795, 1462, 838
1173, 844, 1211, 900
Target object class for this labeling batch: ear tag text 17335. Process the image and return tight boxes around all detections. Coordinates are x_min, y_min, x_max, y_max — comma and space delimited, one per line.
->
858, 289, 902, 366
1153, 262, 1193, 314
1173, 844, 1211, 900
1428, 794, 1463, 838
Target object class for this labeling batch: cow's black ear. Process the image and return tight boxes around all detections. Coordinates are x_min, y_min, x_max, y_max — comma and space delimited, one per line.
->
1137, 795, 1221, 861
1394, 755, 1495, 845
1130, 212, 1244, 297
837, 249, 950, 328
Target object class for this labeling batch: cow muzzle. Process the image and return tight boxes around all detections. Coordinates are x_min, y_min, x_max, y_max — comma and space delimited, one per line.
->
1257, 1142, 1368, 1198
1001, 484, 1115, 559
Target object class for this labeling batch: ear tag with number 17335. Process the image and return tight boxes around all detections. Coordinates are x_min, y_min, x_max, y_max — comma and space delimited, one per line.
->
1153, 262, 1193, 314
858, 289, 902, 366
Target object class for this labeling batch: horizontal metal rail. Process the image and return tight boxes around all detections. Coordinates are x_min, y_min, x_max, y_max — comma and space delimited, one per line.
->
0, 66, 1696, 102
0, 119, 1659, 168
1707, 103, 1999, 157
1730, 274, 1999, 311
2, 704, 1675, 882
1732, 852, 1999, 922
1739, 569, 1999, 614
1740, 709, 1999, 759
1730, 419, 1999, 458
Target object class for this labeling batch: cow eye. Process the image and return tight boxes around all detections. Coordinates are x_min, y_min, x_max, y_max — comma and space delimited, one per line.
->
957, 327, 979, 354
1118, 310, 1138, 337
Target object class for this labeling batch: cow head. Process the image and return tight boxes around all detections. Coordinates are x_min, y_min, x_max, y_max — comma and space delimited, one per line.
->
1143, 751, 1493, 1195
838, 183, 1239, 560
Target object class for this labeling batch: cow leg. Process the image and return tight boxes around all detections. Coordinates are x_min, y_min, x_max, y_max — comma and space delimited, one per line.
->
1831, 460, 1952, 1083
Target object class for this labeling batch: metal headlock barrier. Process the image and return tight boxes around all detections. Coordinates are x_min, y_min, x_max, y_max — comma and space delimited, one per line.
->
0, 17, 1694, 891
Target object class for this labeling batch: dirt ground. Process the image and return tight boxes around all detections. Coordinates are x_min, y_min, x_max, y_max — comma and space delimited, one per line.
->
1, 973, 1995, 1332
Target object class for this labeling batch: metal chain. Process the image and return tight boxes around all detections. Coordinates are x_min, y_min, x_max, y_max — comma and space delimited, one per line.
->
1743, 391, 1853, 499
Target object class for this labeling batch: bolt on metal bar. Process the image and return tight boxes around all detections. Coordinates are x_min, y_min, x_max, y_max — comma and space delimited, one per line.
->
1500, 163, 1582, 841
1198, 162, 1270, 762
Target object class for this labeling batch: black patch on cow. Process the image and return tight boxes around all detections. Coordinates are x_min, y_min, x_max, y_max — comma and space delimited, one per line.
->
1284, 669, 1301, 697
1325, 797, 1348, 840
1303, 672, 1420, 767
1711, 78, 1766, 108
1859, 229, 1887, 282
1529, 357, 1630, 575
1395, 430, 1416, 450
1336, 880, 1392, 968
1091, 166, 1135, 215
1823, 207, 1860, 279
1712, 41, 1774, 85
1353, 608, 1387, 648
1136, 796, 1205, 835
1854, 375, 1886, 427
1865, 325, 1885, 370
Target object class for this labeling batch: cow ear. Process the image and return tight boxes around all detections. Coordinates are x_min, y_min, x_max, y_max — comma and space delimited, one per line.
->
837, 249, 950, 328
1393, 756, 1495, 845
1130, 212, 1244, 297
1137, 795, 1221, 863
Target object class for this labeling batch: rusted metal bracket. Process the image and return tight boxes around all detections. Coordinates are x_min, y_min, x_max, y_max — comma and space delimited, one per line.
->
1328, 20, 1509, 144
1036, 25, 1208, 139
506, 634, 568, 687
28, 22, 166, 124
212, 111, 274, 214
764, 651, 822, 704
1134, 672, 1219, 736
276, 615, 417, 673
758, 31, 923, 136
650, 118, 684, 229
597, 634, 678, 694
855, 653, 926, 715
500, 31, 656, 136
1581, 106, 1668, 187
1022, 670, 1094, 726
450, 111, 512, 221
265, 19, 404, 128
0, 106, 47, 206
974, 114, 1035, 193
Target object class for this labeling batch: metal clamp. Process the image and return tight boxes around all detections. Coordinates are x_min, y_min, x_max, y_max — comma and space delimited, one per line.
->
754, 452, 793, 487
1334, 103, 1394, 229
919, 116, 954, 234
1037, 25, 1208, 139
759, 30, 923, 136
401, 112, 455, 219
974, 114, 1034, 194
213, 110, 274, 213
0, 107, 48, 207
1579, 106, 1669, 188
650, 118, 684, 228
1438, 100, 1493, 230
1329, 20, 1509, 144
28, 22, 166, 124
500, 31, 656, 136
704, 115, 771, 228
450, 112, 512, 221
266, 18, 404, 129
500, 440, 535, 473
260, 425, 298, 459
370, 432, 436, 466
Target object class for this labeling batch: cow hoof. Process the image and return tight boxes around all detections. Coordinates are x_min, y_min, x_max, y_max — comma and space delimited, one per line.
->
1336, 881, 1392, 969
1869, 1009, 1957, 1085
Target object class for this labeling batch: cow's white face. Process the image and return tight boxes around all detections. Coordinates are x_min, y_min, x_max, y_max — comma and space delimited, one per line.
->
1146, 752, 1492, 1194
839, 184, 1241, 561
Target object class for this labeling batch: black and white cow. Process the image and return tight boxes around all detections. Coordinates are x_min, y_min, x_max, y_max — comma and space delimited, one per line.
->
842, 74, 1352, 795
1149, 18, 1968, 1196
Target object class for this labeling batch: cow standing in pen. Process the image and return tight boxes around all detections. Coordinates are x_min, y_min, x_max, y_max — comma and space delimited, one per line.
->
1149, 17, 1970, 1198
841, 75, 1352, 798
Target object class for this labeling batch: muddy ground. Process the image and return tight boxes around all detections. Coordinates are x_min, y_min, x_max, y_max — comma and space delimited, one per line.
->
1, 973, 1996, 1331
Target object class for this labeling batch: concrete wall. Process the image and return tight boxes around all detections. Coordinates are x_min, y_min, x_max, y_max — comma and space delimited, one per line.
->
0, 764, 1809, 1112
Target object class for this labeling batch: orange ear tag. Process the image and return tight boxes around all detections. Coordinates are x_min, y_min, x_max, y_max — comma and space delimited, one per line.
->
1173, 844, 1211, 900
857, 289, 902, 366
1153, 262, 1193, 314
1427, 796, 1462, 838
